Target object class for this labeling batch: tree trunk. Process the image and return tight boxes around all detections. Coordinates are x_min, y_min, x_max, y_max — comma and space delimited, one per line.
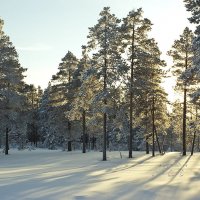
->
191, 130, 196, 156
5, 128, 9, 155
103, 62, 107, 161
68, 141, 72, 151
129, 91, 133, 158
82, 110, 86, 153
146, 137, 149, 154
129, 24, 135, 158
152, 95, 155, 157
155, 126, 162, 154
182, 50, 188, 156
102, 23, 108, 161
103, 112, 107, 161
182, 86, 187, 156
145, 110, 149, 154
191, 106, 198, 156
68, 121, 72, 151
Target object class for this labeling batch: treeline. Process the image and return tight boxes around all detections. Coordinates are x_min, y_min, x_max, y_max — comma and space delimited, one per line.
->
0, 2, 200, 160
0, 18, 43, 152
39, 7, 169, 161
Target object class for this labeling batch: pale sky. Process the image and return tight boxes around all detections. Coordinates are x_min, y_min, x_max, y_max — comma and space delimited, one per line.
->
0, 0, 196, 101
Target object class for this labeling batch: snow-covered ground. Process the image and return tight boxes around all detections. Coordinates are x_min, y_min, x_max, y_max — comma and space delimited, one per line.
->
0, 149, 200, 200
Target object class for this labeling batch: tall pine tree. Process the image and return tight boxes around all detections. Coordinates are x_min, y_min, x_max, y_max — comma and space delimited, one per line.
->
0, 18, 27, 152
121, 8, 152, 157
87, 7, 125, 160
168, 27, 194, 155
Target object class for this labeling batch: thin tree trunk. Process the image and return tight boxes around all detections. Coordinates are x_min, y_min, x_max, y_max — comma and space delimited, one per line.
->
182, 86, 187, 156
5, 128, 9, 155
82, 110, 86, 153
129, 90, 133, 157
145, 101, 149, 154
145, 112, 149, 154
68, 141, 72, 151
182, 50, 188, 156
103, 26, 107, 160
129, 24, 135, 158
155, 126, 162, 154
103, 112, 107, 160
67, 65, 72, 152
146, 136, 149, 154
103, 58, 107, 161
152, 95, 155, 157
191, 130, 196, 156
68, 121, 72, 151
191, 106, 198, 156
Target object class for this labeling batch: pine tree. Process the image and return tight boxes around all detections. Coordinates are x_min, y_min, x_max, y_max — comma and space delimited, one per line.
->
121, 8, 153, 157
25, 84, 43, 147
168, 27, 194, 155
87, 7, 125, 160
132, 38, 168, 156
149, 43, 168, 156
49, 51, 79, 150
38, 83, 54, 148
184, 0, 200, 24
67, 46, 97, 153
0, 18, 27, 152
184, 3, 200, 96
184, 1, 200, 155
